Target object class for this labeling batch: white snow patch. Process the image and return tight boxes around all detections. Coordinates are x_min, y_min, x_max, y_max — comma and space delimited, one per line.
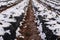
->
16, 27, 21, 37
0, 36, 3, 40
5, 30, 11, 35
0, 27, 5, 35
0, 21, 11, 27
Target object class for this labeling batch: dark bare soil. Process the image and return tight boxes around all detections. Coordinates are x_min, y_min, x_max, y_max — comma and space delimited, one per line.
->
17, 0, 41, 40
0, 0, 41, 40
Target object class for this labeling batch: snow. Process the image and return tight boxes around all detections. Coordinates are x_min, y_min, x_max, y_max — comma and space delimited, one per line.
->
0, 21, 11, 36
0, 0, 29, 40
0, 27, 5, 35
15, 0, 29, 38
14, 39, 17, 40
20, 21, 23, 26
16, 27, 25, 39
39, 32, 46, 40
4, 18, 16, 22
16, 27, 21, 37
0, 21, 11, 27
32, 0, 45, 11
33, 0, 60, 39
0, 0, 60, 40
5, 30, 11, 35
0, 36, 3, 40
40, 0, 60, 9
53, 28, 60, 36
44, 20, 57, 25
19, 36, 24, 38
32, 0, 46, 40
0, 0, 17, 7
40, 0, 60, 36
0, 0, 29, 23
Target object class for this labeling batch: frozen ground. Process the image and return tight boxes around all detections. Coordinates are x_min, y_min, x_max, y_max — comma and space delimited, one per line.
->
0, 0, 60, 40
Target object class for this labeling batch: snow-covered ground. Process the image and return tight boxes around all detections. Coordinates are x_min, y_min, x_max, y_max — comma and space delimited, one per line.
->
0, 0, 60, 40
32, 0, 46, 40
0, 0, 18, 7
0, 0, 29, 40
40, 0, 60, 9
33, 0, 60, 40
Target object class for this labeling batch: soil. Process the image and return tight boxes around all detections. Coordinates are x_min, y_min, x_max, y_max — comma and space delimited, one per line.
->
17, 0, 41, 40
0, 0, 41, 40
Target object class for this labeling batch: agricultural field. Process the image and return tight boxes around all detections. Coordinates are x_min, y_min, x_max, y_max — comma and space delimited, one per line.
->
0, 0, 60, 40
